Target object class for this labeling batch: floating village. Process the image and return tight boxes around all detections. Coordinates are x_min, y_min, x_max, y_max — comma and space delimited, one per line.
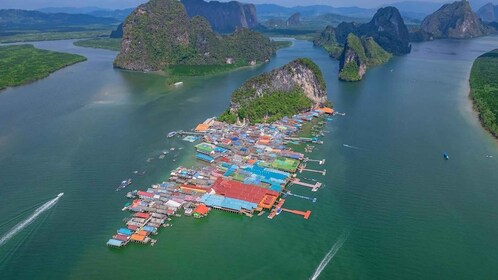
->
106, 107, 335, 248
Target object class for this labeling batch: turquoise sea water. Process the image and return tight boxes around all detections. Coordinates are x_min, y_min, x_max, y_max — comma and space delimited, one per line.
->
0, 37, 498, 279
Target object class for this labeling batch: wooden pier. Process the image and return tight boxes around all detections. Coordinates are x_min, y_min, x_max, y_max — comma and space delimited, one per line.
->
298, 164, 326, 176
177, 130, 205, 136
281, 208, 311, 219
304, 158, 325, 165
290, 179, 322, 192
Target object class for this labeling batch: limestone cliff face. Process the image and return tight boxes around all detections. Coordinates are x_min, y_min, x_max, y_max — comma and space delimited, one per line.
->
420, 0, 486, 39
338, 34, 391, 82
339, 48, 367, 82
338, 34, 367, 82
230, 58, 328, 111
356, 7, 411, 55
181, 0, 258, 33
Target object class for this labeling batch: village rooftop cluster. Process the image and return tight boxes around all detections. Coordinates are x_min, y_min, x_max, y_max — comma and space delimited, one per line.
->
107, 107, 334, 248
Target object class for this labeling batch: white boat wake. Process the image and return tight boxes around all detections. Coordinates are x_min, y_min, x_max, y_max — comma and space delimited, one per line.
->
343, 144, 363, 150
310, 229, 350, 280
0, 194, 63, 247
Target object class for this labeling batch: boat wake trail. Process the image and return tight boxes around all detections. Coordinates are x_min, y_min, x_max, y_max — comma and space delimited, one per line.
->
0, 194, 62, 247
310, 229, 350, 280
343, 144, 363, 150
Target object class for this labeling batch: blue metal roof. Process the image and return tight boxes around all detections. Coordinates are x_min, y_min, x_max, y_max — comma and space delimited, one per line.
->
107, 239, 124, 247
196, 153, 214, 162
200, 194, 257, 212
143, 226, 157, 233
118, 228, 133, 236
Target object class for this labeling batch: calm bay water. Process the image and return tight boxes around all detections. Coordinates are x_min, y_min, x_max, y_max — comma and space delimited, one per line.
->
0, 37, 498, 279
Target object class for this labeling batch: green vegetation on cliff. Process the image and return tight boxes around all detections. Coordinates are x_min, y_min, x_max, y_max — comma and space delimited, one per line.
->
114, 0, 275, 71
470, 49, 498, 138
338, 34, 391, 82
0, 45, 86, 90
74, 38, 121, 51
339, 61, 362, 82
363, 37, 392, 66
219, 58, 328, 124
219, 88, 313, 124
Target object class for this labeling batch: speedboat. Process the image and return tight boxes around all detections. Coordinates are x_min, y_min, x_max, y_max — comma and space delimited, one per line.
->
57, 193, 64, 197
167, 131, 177, 138
443, 153, 449, 160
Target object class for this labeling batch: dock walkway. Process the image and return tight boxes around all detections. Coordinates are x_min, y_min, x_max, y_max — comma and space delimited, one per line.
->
290, 179, 321, 192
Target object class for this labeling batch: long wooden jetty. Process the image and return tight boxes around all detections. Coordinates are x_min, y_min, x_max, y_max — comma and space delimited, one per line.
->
280, 208, 311, 219
177, 130, 205, 136
298, 164, 326, 176
304, 158, 325, 165
290, 179, 321, 192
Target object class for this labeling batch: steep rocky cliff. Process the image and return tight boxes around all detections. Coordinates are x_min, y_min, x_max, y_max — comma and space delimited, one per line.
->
418, 0, 486, 39
314, 7, 411, 56
219, 58, 329, 123
110, 23, 123, 38
312, 25, 343, 59
114, 0, 275, 71
356, 7, 411, 55
477, 3, 498, 22
181, 0, 258, 33
286, 13, 301, 26
338, 33, 391, 82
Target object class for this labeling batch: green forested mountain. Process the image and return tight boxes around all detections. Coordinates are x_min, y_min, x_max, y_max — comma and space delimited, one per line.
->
114, 0, 275, 71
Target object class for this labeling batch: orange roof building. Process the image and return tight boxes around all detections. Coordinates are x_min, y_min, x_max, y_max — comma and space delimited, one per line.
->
193, 204, 210, 218
130, 234, 146, 242
195, 123, 210, 132
318, 107, 334, 114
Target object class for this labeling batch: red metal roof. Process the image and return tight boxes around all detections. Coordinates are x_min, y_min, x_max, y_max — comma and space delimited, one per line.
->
113, 234, 129, 242
211, 178, 279, 204
137, 191, 154, 198
181, 184, 211, 193
135, 212, 150, 219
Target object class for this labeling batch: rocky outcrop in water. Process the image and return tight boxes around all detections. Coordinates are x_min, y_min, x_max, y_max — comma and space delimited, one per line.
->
219, 58, 329, 123
477, 3, 498, 22
314, 7, 411, 56
114, 0, 275, 71
415, 0, 487, 40
180, 0, 258, 33
338, 33, 391, 82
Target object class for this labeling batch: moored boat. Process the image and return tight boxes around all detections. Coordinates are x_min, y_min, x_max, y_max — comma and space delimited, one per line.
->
167, 131, 177, 138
